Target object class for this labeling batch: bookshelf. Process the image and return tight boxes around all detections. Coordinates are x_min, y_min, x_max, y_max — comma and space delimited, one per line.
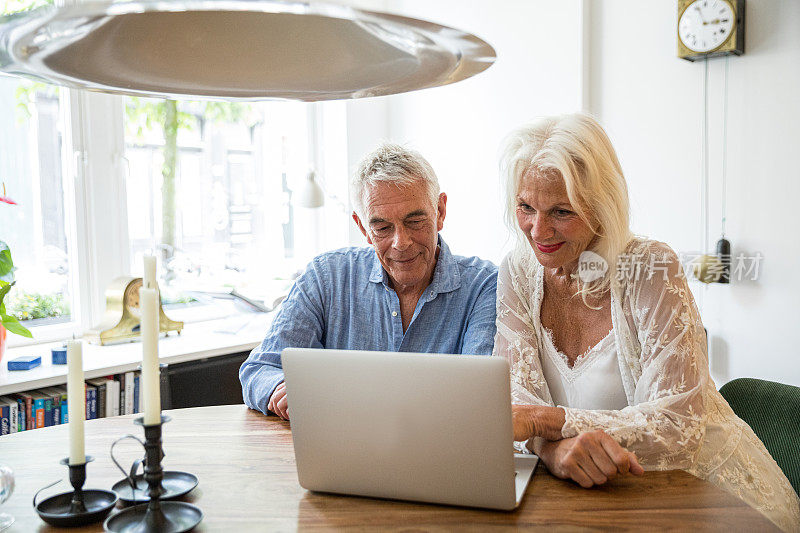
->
0, 313, 271, 435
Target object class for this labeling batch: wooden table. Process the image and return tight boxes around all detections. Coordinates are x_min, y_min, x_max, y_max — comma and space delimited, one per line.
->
0, 405, 776, 531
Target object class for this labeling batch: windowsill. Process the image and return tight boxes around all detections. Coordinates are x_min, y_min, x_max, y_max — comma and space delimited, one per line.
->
0, 312, 273, 396
5, 301, 263, 350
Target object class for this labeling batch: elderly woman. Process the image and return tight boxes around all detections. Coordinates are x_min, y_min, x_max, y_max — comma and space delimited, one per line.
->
494, 113, 799, 531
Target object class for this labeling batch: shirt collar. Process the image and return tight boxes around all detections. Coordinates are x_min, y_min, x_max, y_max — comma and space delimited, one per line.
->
368, 235, 462, 297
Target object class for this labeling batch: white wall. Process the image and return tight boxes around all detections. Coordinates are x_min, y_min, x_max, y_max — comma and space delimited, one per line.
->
341, 0, 800, 386
343, 0, 585, 262
589, 0, 800, 387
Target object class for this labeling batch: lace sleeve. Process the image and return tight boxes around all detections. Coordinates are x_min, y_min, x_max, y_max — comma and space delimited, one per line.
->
493, 252, 553, 408
560, 243, 708, 470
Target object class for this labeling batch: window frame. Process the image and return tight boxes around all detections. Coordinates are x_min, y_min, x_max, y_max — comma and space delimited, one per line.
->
8, 94, 349, 348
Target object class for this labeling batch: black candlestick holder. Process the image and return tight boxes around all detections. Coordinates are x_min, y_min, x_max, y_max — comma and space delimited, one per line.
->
34, 456, 118, 527
104, 416, 202, 533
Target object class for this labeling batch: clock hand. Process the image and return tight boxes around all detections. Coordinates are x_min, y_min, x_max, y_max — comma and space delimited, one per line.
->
694, 4, 709, 24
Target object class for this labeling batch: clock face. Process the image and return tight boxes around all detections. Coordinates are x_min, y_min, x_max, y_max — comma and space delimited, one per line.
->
679, 0, 735, 53
123, 278, 143, 318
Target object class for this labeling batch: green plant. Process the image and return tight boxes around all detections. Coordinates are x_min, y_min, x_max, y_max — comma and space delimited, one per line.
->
0, 186, 32, 338
5, 290, 69, 320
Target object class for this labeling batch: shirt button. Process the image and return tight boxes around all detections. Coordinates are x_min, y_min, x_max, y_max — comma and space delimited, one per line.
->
392, 311, 398, 317
430, 291, 434, 296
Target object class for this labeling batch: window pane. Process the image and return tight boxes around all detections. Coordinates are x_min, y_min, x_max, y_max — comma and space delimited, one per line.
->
124, 99, 332, 320
0, 77, 72, 331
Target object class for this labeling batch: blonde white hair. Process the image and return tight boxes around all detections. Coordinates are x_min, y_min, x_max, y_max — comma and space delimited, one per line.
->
350, 143, 440, 220
500, 113, 633, 302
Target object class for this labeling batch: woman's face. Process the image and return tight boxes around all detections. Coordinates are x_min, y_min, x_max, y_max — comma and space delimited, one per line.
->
515, 169, 596, 272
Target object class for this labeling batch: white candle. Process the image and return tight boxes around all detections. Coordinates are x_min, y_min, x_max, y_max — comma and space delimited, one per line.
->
140, 286, 161, 425
66, 340, 85, 465
143, 255, 157, 289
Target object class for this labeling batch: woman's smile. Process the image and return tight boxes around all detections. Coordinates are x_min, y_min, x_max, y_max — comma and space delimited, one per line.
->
536, 242, 565, 253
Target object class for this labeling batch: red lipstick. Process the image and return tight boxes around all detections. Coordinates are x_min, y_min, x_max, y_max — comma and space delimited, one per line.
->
536, 242, 564, 253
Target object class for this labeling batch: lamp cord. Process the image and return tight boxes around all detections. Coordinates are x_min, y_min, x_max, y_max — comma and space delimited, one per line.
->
721, 56, 729, 237
702, 57, 709, 255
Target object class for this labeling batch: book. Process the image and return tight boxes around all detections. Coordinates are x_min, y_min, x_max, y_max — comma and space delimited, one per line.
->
110, 377, 120, 417
14, 396, 25, 431
52, 386, 68, 424
116, 374, 125, 416
124, 372, 134, 415
133, 373, 140, 414
86, 378, 110, 419
30, 391, 48, 428
51, 390, 61, 425
13, 392, 33, 430
85, 384, 97, 420
45, 395, 54, 426
33, 391, 55, 427
0, 402, 8, 435
38, 388, 63, 426
2, 397, 19, 433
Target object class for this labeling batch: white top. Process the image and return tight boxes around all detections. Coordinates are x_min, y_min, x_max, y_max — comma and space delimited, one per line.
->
494, 238, 800, 531
538, 325, 628, 411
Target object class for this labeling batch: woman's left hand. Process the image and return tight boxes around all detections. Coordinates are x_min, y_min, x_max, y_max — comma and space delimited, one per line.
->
512, 404, 566, 442
537, 430, 644, 488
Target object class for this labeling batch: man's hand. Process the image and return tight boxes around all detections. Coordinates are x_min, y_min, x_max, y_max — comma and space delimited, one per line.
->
267, 382, 289, 420
537, 430, 644, 488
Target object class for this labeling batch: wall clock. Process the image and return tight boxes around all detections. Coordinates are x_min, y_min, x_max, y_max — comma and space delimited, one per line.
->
677, 0, 744, 61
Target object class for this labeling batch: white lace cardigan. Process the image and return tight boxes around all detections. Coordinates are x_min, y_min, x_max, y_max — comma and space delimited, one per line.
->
494, 238, 800, 532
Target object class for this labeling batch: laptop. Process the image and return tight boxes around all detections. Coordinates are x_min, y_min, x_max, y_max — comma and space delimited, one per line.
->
282, 348, 538, 510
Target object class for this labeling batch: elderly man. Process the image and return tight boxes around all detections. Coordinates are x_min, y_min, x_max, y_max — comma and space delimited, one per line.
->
239, 143, 498, 419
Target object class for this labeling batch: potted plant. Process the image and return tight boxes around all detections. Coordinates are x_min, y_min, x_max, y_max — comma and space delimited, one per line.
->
0, 183, 32, 361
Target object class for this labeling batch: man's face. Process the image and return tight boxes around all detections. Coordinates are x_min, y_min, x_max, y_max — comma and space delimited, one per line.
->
353, 180, 446, 294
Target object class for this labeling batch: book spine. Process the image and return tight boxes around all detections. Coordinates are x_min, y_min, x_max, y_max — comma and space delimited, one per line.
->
118, 375, 125, 416
51, 393, 60, 426
0, 404, 8, 435
111, 379, 120, 417
88, 387, 97, 420
133, 374, 140, 414
43, 398, 53, 427
92, 388, 98, 420
61, 396, 68, 424
26, 397, 32, 430
34, 398, 44, 428
9, 401, 18, 433
96, 384, 106, 418
125, 372, 134, 415
106, 381, 114, 418
15, 398, 24, 432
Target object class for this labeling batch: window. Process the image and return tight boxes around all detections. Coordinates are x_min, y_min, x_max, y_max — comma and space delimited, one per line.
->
2, 2, 351, 347
123, 99, 334, 321
0, 76, 73, 332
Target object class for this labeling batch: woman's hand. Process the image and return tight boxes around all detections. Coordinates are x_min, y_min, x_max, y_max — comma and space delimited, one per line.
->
512, 404, 566, 441
537, 430, 644, 488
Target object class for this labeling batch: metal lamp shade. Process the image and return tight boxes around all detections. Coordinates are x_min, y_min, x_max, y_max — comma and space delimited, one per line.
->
0, 0, 496, 101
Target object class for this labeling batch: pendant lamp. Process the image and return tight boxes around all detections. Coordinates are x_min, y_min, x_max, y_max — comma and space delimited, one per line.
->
0, 0, 495, 101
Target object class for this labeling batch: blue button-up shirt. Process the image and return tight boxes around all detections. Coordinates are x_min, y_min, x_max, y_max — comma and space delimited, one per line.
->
239, 235, 498, 415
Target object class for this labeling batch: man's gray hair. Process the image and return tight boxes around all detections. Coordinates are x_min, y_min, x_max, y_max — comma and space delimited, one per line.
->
350, 143, 440, 220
